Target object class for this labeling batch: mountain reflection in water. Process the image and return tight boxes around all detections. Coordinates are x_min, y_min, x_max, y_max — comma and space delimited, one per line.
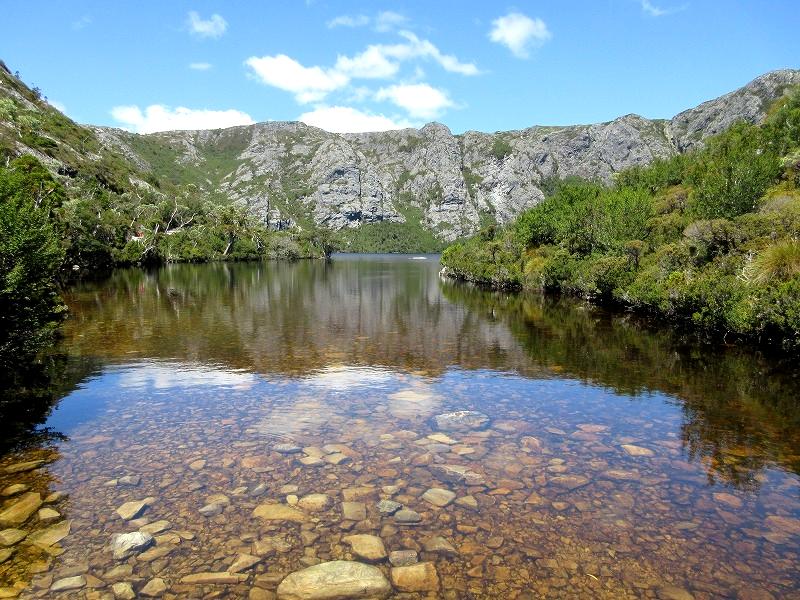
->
0, 255, 798, 598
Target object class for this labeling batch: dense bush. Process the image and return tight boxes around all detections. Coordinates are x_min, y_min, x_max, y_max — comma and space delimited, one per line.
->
442, 85, 800, 350
0, 156, 66, 367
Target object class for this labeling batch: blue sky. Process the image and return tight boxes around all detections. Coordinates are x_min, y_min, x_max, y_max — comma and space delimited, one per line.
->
1, 1, 798, 134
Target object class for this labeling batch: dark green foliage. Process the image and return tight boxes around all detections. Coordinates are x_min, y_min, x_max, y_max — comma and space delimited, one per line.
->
687, 122, 782, 219
0, 156, 65, 367
442, 85, 800, 350
490, 137, 512, 160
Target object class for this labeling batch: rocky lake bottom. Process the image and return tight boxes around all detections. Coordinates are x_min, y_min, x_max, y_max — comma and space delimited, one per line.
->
0, 257, 799, 599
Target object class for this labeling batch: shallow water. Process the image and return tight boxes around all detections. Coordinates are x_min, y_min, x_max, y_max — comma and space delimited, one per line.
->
1, 255, 799, 599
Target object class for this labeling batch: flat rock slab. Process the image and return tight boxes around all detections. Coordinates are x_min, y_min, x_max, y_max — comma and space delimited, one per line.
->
228, 553, 263, 573
422, 488, 456, 507
621, 444, 655, 457
391, 562, 440, 592
253, 503, 309, 522
389, 550, 418, 567
181, 572, 248, 585
429, 464, 485, 486
111, 531, 154, 560
115, 499, 151, 521
394, 509, 422, 524
341, 502, 367, 521
433, 411, 489, 432
140, 578, 167, 597
376, 500, 402, 516
0, 529, 26, 547
27, 519, 70, 548
297, 494, 332, 512
3, 460, 46, 474
1, 484, 29, 497
277, 561, 391, 600
342, 534, 387, 563
0, 492, 42, 527
51, 576, 85, 592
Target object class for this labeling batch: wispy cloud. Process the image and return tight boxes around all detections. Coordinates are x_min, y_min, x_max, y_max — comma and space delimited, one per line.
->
187, 11, 227, 38
189, 62, 213, 71
325, 11, 408, 32
71, 15, 92, 30
327, 14, 369, 28
111, 104, 254, 133
640, 0, 688, 17
374, 11, 408, 32
489, 12, 551, 59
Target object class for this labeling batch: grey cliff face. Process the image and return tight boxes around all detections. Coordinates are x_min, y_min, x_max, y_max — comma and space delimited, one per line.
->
83, 69, 800, 240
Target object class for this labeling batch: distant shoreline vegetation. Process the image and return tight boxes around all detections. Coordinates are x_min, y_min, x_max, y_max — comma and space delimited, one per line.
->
441, 86, 800, 351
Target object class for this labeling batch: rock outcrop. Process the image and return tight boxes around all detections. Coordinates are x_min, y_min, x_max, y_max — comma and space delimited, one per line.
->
4, 64, 799, 241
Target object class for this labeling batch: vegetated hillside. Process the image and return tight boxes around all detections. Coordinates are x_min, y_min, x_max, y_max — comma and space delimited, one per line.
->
2, 58, 799, 255
0, 61, 332, 270
90, 69, 800, 250
441, 85, 800, 350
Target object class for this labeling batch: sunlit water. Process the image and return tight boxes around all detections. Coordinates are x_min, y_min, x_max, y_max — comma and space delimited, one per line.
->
1, 255, 799, 599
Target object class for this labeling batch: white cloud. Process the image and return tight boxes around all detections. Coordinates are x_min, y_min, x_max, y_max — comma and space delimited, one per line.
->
245, 54, 349, 103
335, 45, 401, 79
375, 83, 454, 120
189, 62, 212, 71
111, 104, 254, 134
333, 31, 479, 80
298, 105, 413, 133
640, 0, 688, 17
489, 12, 551, 58
187, 11, 227, 38
374, 11, 408, 32
327, 14, 369, 28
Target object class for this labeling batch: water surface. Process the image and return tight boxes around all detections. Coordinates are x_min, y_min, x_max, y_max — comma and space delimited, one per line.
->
1, 255, 799, 599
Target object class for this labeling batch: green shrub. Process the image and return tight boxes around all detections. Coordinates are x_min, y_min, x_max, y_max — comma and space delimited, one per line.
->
743, 239, 800, 283
0, 156, 66, 367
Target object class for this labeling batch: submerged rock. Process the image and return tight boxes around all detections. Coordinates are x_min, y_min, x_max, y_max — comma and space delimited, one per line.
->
27, 519, 70, 548
0, 484, 29, 498
3, 460, 46, 474
274, 443, 303, 455
394, 509, 422, 524
341, 502, 367, 521
0, 529, 26, 547
0, 492, 42, 527
342, 534, 387, 563
111, 582, 135, 600
276, 560, 391, 600
181, 572, 248, 584
115, 498, 151, 521
51, 576, 86, 592
389, 550, 418, 567
297, 494, 332, 512
110, 531, 154, 560
253, 503, 308, 522
376, 500, 402, 516
429, 464, 485, 486
421, 488, 456, 507
390, 562, 440, 592
434, 411, 489, 432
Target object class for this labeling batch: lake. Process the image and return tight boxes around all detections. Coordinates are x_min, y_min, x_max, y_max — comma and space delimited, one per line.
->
1, 255, 799, 599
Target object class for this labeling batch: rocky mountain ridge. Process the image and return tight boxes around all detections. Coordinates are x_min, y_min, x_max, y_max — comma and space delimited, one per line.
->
4, 65, 800, 241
